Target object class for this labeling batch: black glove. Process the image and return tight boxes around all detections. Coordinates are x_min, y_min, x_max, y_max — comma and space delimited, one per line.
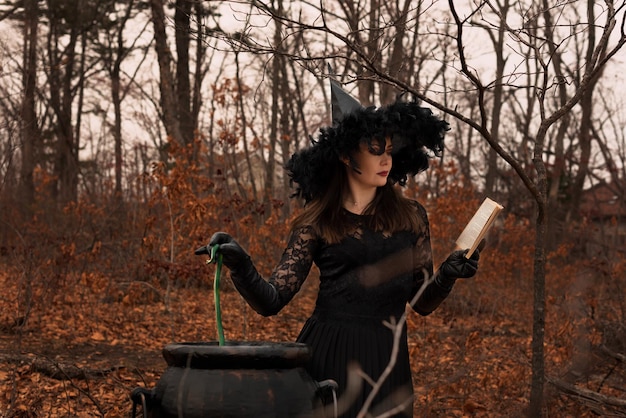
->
441, 249, 479, 278
207, 232, 252, 273
201, 232, 281, 316
435, 248, 480, 290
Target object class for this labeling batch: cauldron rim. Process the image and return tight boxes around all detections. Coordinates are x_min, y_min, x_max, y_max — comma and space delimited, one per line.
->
162, 341, 312, 369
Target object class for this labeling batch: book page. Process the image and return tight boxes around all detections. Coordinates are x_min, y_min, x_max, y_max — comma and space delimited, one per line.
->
455, 197, 503, 257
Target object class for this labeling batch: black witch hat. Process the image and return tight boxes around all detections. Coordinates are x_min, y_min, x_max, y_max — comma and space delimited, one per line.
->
330, 78, 363, 126
286, 76, 449, 203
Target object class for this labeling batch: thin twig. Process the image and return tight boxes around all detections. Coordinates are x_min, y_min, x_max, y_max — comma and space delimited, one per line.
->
357, 268, 433, 417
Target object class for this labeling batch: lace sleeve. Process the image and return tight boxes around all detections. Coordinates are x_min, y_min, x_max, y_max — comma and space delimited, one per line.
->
409, 202, 451, 315
268, 225, 319, 306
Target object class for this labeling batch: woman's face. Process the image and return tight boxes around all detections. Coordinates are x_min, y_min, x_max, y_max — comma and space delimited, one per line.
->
344, 137, 393, 189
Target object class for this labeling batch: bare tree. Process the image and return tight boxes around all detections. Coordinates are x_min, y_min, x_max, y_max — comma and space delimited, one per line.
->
445, 2, 625, 414
203, 0, 626, 415
94, 0, 146, 200
44, 0, 85, 204
19, 0, 40, 209
148, 0, 215, 161
149, 0, 184, 148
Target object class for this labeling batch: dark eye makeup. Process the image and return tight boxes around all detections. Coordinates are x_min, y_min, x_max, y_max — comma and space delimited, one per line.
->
366, 137, 392, 155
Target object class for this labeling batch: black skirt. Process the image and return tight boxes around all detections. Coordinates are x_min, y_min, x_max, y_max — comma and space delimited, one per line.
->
297, 313, 413, 418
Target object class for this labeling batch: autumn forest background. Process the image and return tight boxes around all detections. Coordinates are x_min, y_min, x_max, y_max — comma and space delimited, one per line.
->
0, 1, 625, 417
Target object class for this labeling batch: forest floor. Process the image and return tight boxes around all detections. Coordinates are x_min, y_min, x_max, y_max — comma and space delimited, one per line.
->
0, 267, 624, 417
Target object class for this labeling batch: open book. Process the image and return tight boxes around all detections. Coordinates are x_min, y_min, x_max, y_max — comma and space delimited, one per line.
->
455, 197, 504, 257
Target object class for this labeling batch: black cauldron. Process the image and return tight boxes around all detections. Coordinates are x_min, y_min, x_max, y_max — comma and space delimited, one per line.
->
131, 341, 336, 418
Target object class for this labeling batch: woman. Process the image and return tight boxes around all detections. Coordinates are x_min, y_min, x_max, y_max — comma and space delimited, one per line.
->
206, 80, 479, 417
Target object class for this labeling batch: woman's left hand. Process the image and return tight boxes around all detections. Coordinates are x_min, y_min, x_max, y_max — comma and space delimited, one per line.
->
440, 248, 479, 279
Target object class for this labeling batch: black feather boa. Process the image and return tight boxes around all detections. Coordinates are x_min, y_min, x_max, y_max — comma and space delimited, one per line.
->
286, 99, 449, 203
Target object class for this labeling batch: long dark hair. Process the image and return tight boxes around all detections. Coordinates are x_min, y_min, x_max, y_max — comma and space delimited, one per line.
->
290, 157, 423, 244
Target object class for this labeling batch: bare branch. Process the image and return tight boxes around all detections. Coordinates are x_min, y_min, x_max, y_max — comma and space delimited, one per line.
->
547, 375, 626, 409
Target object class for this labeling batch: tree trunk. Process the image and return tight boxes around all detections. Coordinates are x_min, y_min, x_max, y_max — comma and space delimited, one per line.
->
362, 0, 379, 105
175, 0, 193, 147
233, 53, 257, 202
191, 1, 207, 163
380, 0, 410, 104
264, 0, 286, 216
150, 0, 183, 147
49, 21, 79, 204
484, 5, 507, 196
529, 182, 547, 417
112, 56, 123, 197
19, 0, 39, 209
567, 82, 596, 219
543, 7, 571, 251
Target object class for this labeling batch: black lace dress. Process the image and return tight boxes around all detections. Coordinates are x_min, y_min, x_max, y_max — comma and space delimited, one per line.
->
232, 202, 453, 417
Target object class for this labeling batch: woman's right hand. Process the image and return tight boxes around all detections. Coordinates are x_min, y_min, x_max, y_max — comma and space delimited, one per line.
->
207, 232, 281, 316
208, 232, 251, 270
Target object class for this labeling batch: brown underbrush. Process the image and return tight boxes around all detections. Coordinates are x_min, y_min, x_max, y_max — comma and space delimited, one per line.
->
0, 160, 623, 417
0, 246, 623, 417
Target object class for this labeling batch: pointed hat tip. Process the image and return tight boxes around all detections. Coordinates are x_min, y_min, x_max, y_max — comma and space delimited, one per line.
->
330, 78, 363, 126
